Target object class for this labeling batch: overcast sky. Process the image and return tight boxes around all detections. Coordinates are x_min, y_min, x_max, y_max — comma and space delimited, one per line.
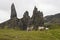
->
0, 0, 60, 23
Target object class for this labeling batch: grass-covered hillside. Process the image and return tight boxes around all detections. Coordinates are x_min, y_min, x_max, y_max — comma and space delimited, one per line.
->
44, 13, 60, 23
0, 28, 60, 40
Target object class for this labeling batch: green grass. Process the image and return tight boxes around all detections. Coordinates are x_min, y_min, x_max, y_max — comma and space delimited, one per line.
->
0, 29, 60, 40
50, 24, 60, 29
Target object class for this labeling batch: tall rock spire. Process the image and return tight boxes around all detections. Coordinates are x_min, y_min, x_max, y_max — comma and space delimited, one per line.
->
21, 11, 30, 30
31, 6, 44, 30
8, 3, 18, 29
10, 3, 17, 19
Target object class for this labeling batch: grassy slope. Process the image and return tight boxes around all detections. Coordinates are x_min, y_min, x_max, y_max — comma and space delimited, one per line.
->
0, 29, 60, 40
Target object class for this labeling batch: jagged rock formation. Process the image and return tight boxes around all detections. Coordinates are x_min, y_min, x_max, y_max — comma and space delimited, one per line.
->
8, 19, 18, 29
18, 19, 23, 30
21, 11, 30, 30
8, 3, 18, 29
0, 3, 44, 30
0, 3, 18, 29
31, 6, 44, 30
11, 3, 17, 19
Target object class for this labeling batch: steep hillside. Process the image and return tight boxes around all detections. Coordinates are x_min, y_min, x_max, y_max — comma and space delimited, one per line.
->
44, 13, 60, 24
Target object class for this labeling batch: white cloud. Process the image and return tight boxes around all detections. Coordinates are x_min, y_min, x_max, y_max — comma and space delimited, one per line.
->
0, 10, 10, 23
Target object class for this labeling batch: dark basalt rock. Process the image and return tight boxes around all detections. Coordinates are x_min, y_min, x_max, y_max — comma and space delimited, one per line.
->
8, 3, 18, 29
21, 11, 30, 30
31, 6, 44, 30
18, 19, 23, 30
10, 3, 17, 19
0, 4, 44, 30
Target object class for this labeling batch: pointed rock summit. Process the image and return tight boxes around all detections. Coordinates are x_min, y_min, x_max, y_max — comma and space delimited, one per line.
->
8, 3, 18, 29
31, 6, 44, 30
11, 3, 17, 19
21, 11, 30, 30
0, 5, 44, 31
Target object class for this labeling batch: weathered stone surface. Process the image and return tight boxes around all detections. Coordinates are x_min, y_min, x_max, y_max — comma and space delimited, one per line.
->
18, 19, 23, 30
8, 3, 18, 29
8, 18, 18, 29
21, 11, 30, 30
31, 6, 44, 30
0, 4, 44, 31
10, 3, 17, 19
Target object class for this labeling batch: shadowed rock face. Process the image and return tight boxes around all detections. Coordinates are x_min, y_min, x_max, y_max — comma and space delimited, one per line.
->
18, 19, 23, 30
8, 3, 18, 29
21, 11, 30, 30
11, 3, 17, 19
31, 6, 44, 30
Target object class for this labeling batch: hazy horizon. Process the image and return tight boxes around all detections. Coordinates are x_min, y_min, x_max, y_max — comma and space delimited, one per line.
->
0, 0, 60, 23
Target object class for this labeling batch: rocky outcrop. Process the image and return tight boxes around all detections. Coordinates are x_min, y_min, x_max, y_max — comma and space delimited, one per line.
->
31, 6, 44, 30
21, 11, 30, 30
0, 3, 44, 31
8, 3, 18, 29
10, 3, 17, 19
0, 3, 18, 29
18, 19, 23, 30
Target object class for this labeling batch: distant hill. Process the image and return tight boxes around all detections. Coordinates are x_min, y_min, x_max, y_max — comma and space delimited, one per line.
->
44, 13, 60, 24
